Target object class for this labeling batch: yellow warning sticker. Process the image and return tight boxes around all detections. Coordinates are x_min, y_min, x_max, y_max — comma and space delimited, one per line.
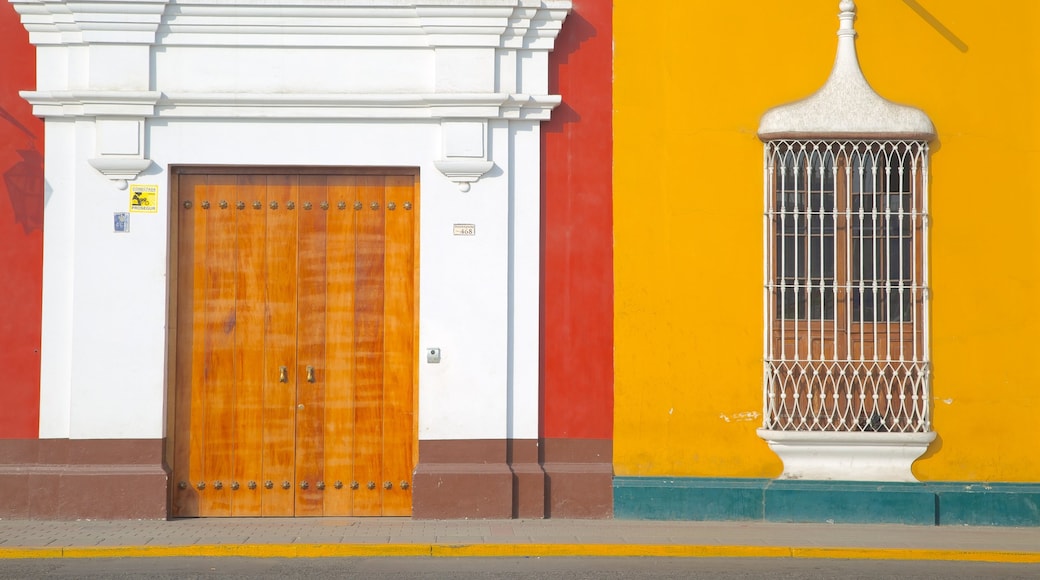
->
129, 184, 159, 213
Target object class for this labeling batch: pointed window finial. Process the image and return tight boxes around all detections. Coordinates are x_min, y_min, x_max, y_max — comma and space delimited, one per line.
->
758, 0, 935, 140
838, 1, 857, 37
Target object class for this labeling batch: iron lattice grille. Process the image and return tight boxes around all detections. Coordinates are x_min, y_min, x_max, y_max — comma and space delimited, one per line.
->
763, 140, 931, 433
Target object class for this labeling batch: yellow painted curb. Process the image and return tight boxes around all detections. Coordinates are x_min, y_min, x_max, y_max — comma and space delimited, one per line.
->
56, 544, 432, 559
0, 548, 64, 559
1, 544, 1038, 563
430, 544, 791, 559
791, 547, 1040, 564
293, 544, 432, 558
62, 545, 299, 559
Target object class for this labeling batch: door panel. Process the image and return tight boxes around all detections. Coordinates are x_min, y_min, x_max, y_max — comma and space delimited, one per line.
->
172, 169, 416, 518
296, 176, 329, 516
173, 173, 204, 518
322, 177, 359, 517
352, 176, 386, 516
202, 175, 237, 517
263, 176, 299, 516
232, 175, 266, 517
323, 177, 358, 516
382, 175, 417, 516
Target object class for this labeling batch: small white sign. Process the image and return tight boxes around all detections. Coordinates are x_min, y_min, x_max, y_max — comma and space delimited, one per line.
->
114, 212, 130, 233
453, 223, 476, 236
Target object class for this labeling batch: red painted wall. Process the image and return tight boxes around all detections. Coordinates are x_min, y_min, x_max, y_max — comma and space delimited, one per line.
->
0, 2, 43, 438
541, 0, 613, 440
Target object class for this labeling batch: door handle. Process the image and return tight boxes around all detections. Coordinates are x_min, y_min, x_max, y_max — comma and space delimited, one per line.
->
279, 366, 288, 383
306, 365, 315, 383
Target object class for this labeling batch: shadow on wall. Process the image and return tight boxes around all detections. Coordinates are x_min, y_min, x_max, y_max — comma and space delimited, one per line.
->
542, 8, 598, 135
0, 106, 43, 233
549, 9, 597, 68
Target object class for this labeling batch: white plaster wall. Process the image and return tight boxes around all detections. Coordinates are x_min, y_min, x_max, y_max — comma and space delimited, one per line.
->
67, 121, 169, 438
417, 122, 510, 440
40, 120, 170, 439
153, 47, 435, 94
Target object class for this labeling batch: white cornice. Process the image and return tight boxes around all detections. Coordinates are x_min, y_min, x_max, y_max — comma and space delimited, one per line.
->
13, 1, 571, 191
12, 0, 572, 48
11, 0, 169, 45
20, 91, 162, 116
20, 91, 561, 120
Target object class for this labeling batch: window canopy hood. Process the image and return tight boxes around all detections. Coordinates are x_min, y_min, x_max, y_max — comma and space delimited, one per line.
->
758, 0, 936, 141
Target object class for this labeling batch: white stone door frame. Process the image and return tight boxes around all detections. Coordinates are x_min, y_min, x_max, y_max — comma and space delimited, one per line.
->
15, 1, 570, 515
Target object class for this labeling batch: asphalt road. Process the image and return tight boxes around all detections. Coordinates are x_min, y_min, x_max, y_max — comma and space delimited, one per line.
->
1, 557, 1039, 579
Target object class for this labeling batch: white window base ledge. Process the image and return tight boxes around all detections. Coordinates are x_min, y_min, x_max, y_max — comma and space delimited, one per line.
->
757, 429, 936, 482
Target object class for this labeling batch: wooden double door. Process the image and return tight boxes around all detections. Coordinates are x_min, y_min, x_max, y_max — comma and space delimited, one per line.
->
171, 169, 417, 517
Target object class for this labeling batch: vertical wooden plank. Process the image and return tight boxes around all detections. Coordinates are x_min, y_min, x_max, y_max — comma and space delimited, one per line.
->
353, 176, 386, 516
323, 176, 357, 516
263, 175, 298, 516
172, 173, 206, 518
410, 178, 420, 474
190, 176, 213, 516
295, 175, 328, 516
200, 175, 237, 517
381, 174, 416, 516
231, 176, 266, 516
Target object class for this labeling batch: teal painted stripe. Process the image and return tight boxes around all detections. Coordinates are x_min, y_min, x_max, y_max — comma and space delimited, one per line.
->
613, 477, 1040, 526
614, 477, 768, 521
765, 480, 935, 525
929, 483, 1040, 527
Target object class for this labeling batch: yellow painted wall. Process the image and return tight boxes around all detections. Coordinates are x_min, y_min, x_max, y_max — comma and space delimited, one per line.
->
613, 0, 1040, 481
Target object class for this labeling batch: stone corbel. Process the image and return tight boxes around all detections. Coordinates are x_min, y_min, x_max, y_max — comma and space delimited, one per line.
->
88, 118, 152, 190
435, 120, 493, 192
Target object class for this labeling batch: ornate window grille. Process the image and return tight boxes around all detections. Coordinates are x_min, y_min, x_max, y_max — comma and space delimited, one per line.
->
756, 1, 936, 481
763, 139, 930, 434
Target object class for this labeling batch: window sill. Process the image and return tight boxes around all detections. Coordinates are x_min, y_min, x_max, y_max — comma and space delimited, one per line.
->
757, 429, 936, 482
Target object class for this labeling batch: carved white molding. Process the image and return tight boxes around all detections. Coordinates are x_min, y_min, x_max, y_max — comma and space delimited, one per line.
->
87, 117, 151, 189
18, 93, 160, 188
436, 120, 491, 191
19, 91, 161, 117
12, 0, 569, 49
10, 0, 169, 45
758, 429, 936, 482
12, 0, 570, 189
87, 158, 153, 190
433, 160, 495, 192
21, 92, 561, 120
758, 0, 935, 140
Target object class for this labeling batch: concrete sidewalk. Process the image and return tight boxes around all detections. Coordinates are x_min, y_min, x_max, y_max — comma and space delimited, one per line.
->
1, 518, 1039, 562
